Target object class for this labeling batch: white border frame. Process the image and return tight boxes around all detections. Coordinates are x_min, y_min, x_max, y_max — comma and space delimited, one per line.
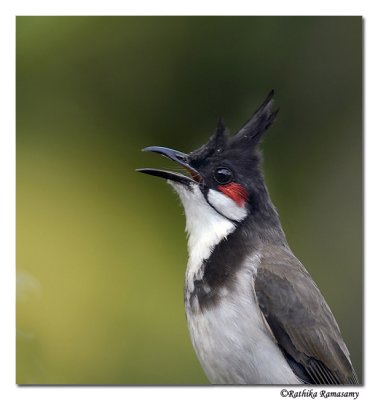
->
1, 2, 376, 399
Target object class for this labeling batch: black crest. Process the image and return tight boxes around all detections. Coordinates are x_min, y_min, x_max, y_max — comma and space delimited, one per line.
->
230, 90, 278, 148
190, 90, 278, 164
189, 117, 228, 163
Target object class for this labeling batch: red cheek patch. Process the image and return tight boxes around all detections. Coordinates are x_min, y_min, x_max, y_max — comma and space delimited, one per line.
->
218, 183, 248, 207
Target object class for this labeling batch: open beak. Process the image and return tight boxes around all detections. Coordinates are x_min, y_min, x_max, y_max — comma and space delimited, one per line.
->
136, 146, 201, 185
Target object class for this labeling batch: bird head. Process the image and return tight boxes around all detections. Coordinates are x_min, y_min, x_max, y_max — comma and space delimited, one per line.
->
137, 91, 278, 226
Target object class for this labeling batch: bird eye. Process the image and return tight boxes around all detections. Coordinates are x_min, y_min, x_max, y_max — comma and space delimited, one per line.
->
213, 167, 233, 185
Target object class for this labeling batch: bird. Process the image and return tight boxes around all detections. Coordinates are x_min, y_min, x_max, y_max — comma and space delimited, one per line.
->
137, 91, 359, 385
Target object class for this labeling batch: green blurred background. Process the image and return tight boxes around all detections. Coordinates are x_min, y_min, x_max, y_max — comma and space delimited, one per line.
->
16, 16, 362, 384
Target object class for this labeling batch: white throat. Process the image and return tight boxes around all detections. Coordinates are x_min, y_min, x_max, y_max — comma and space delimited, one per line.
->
168, 182, 247, 291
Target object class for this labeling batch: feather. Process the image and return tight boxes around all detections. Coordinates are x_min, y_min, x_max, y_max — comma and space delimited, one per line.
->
254, 246, 359, 385
231, 90, 279, 147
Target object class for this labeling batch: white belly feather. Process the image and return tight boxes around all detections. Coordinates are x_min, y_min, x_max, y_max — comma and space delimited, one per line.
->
186, 263, 301, 384
169, 180, 300, 384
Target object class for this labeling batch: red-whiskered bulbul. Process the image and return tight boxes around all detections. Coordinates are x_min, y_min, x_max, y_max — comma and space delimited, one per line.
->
137, 91, 359, 385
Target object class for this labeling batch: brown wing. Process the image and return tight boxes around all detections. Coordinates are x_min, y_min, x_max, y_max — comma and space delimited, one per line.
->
254, 246, 359, 384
